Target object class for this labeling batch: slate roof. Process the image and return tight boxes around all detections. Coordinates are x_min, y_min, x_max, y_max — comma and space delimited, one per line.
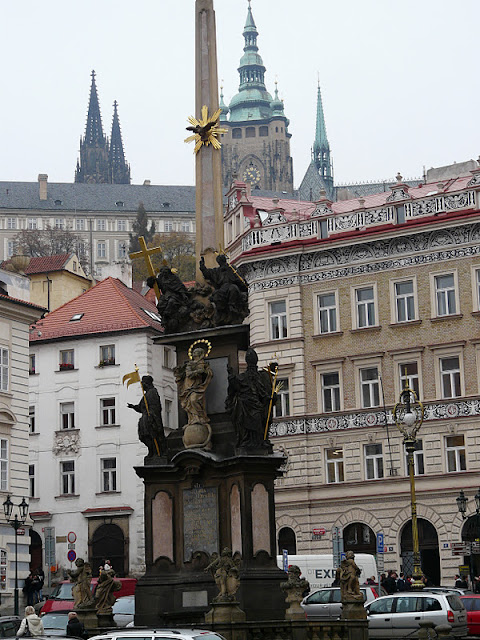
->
30, 276, 162, 342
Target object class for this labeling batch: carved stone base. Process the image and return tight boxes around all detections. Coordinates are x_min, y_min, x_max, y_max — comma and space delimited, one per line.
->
183, 422, 212, 450
341, 598, 367, 620
74, 608, 98, 629
205, 600, 246, 624
97, 612, 116, 628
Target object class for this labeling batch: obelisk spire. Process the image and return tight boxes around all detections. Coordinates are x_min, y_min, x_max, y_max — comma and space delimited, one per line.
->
195, 0, 224, 275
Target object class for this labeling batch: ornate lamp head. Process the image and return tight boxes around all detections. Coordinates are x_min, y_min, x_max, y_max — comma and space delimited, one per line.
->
393, 374, 424, 441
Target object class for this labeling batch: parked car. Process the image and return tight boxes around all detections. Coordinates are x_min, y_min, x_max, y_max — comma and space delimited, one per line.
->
366, 592, 467, 638
112, 595, 135, 627
89, 630, 226, 640
460, 594, 480, 635
39, 612, 70, 636
424, 587, 471, 596
40, 577, 137, 614
301, 586, 384, 619
0, 616, 21, 637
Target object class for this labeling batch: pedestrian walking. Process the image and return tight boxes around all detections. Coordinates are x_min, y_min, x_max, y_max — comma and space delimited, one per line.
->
397, 572, 406, 591
17, 606, 45, 637
66, 612, 86, 639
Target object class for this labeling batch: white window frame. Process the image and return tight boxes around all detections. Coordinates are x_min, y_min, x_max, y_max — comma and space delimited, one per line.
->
321, 371, 341, 413
390, 276, 418, 324
29, 464, 35, 498
97, 241, 107, 259
352, 283, 378, 329
445, 435, 466, 473
100, 344, 115, 366
97, 219, 106, 231
164, 220, 173, 232
404, 440, 425, 476
59, 349, 74, 370
0, 348, 8, 392
326, 447, 344, 483
100, 398, 116, 426
181, 221, 190, 233
316, 290, 339, 335
6, 218, 16, 230
0, 440, 7, 492
365, 443, 384, 480
315, 360, 344, 413
29, 406, 35, 434
273, 377, 290, 417
27, 218, 37, 230
100, 458, 117, 492
60, 402, 75, 430
440, 356, 461, 399
118, 241, 127, 259
269, 300, 288, 340
430, 270, 460, 318
54, 218, 65, 230
60, 460, 75, 495
6, 240, 15, 258
0, 549, 6, 591
359, 366, 380, 408
75, 218, 85, 231
164, 399, 173, 429
117, 220, 126, 232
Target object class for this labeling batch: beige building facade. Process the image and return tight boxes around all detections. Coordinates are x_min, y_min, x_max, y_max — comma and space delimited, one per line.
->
225, 165, 480, 584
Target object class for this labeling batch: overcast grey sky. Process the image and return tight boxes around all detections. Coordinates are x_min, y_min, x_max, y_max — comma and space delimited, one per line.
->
1, 0, 478, 189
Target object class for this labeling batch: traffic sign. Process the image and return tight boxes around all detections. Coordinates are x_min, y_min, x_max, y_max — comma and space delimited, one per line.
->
452, 542, 471, 556
313, 528, 326, 536
376, 533, 384, 554
68, 543, 75, 550
16, 528, 25, 536
67, 532, 77, 544
67, 550, 76, 562
282, 549, 288, 572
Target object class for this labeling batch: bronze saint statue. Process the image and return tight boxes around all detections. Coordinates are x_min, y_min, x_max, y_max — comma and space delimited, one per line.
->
67, 558, 94, 609
199, 254, 249, 326
174, 342, 213, 449
204, 548, 241, 602
226, 348, 275, 450
339, 550, 363, 601
94, 569, 122, 615
127, 375, 166, 457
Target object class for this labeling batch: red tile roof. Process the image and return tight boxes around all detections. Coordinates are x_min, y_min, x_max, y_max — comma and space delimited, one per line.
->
1, 253, 73, 275
30, 276, 163, 342
0, 293, 46, 312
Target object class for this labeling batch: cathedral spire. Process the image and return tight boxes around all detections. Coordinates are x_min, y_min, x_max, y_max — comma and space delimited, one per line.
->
312, 82, 333, 195
109, 100, 131, 184
84, 70, 105, 146
313, 82, 329, 157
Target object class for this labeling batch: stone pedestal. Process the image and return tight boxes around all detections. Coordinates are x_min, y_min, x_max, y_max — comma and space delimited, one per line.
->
97, 612, 116, 628
341, 599, 367, 620
74, 608, 98, 630
205, 601, 246, 624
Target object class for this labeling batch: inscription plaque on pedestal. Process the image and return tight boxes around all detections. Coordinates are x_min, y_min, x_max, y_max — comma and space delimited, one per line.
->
183, 485, 219, 561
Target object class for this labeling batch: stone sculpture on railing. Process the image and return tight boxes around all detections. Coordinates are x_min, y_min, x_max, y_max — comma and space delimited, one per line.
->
280, 564, 310, 620
204, 548, 242, 602
67, 558, 94, 609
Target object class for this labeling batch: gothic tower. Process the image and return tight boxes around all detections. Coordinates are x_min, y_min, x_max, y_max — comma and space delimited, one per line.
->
221, 1, 293, 193
298, 83, 334, 201
75, 71, 130, 184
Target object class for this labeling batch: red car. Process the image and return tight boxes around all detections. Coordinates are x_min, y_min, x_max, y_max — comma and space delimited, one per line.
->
40, 578, 137, 614
460, 595, 480, 635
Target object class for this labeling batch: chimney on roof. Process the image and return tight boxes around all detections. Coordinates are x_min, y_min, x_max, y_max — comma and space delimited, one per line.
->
143, 180, 151, 186
38, 174, 48, 201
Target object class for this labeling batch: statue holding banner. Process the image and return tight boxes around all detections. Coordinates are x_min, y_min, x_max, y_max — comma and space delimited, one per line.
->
127, 375, 166, 457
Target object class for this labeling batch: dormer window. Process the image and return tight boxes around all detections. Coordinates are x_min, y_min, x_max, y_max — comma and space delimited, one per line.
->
163, 202, 170, 208
54, 200, 62, 206
115, 201, 124, 207
70, 313, 84, 322
142, 308, 162, 322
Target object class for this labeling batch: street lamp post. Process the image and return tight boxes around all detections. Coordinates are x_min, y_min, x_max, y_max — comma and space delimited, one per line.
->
3, 496, 29, 616
456, 487, 480, 586
393, 375, 425, 590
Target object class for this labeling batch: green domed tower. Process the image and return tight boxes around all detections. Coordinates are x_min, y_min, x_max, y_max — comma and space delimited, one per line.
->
221, 1, 293, 193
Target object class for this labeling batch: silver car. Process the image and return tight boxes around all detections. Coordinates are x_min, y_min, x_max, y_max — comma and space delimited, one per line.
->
90, 630, 226, 640
366, 592, 468, 638
301, 586, 383, 619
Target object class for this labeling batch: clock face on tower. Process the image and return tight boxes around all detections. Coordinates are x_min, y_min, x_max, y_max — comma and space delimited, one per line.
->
243, 164, 261, 187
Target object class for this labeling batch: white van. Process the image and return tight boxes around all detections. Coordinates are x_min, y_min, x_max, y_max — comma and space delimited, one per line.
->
276, 553, 378, 591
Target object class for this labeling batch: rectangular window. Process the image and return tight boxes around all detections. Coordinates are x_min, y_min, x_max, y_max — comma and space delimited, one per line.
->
405, 440, 424, 476
97, 219, 106, 231
59, 349, 74, 370
6, 241, 15, 258
321, 372, 341, 412
356, 286, 375, 328
101, 458, 117, 492
446, 435, 466, 472
29, 354, 36, 375
54, 218, 65, 230
435, 273, 456, 316
101, 398, 116, 426
0, 440, 7, 491
273, 378, 290, 417
60, 461, 75, 495
97, 241, 106, 259
0, 349, 8, 392
360, 367, 380, 408
27, 218, 37, 230
118, 242, 127, 259
0, 550, 6, 590
326, 448, 344, 483
117, 220, 126, 232
29, 464, 35, 498
440, 357, 461, 398
29, 406, 35, 434
399, 362, 420, 398
395, 280, 415, 322
365, 443, 384, 480
270, 300, 287, 339
100, 345, 115, 366
181, 222, 190, 233
60, 402, 75, 430
476, 269, 480, 311
318, 293, 337, 334
164, 399, 172, 429
7, 218, 16, 230
164, 220, 173, 232
75, 218, 85, 231
163, 348, 173, 369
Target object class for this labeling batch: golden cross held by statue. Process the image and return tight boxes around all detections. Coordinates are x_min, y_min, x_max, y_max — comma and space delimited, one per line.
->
129, 236, 162, 300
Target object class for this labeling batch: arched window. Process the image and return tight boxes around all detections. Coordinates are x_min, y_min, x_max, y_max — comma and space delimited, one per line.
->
259, 126, 269, 137
343, 522, 376, 554
246, 127, 256, 138
278, 527, 297, 555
